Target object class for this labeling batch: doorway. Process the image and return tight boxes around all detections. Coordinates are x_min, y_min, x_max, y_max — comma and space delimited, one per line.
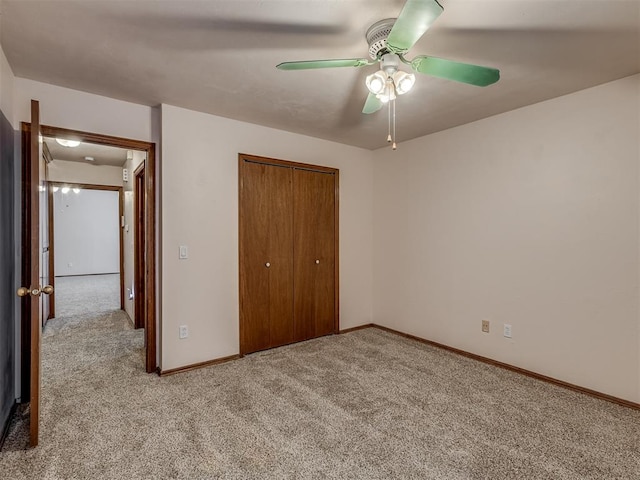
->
20, 124, 158, 409
48, 183, 125, 319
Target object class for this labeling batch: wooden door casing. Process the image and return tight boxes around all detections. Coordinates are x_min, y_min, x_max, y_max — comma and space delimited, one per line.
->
39, 124, 157, 374
134, 164, 145, 329
39, 155, 51, 325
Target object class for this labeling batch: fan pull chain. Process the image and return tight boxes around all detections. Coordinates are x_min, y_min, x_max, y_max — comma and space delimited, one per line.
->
387, 93, 392, 143
392, 97, 397, 150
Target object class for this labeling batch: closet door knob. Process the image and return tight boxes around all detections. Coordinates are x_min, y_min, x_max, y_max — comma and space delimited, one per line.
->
265, 262, 271, 268
315, 259, 320, 264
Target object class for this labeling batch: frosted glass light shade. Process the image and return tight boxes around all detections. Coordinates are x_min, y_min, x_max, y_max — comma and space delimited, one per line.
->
56, 138, 81, 147
393, 71, 415, 95
377, 83, 396, 103
365, 71, 387, 95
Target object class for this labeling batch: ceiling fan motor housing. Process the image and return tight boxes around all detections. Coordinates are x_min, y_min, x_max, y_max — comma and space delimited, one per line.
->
381, 54, 400, 76
366, 18, 396, 59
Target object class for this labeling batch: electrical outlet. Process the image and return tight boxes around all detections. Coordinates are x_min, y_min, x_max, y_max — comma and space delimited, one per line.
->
179, 325, 189, 339
482, 320, 490, 333
504, 324, 512, 338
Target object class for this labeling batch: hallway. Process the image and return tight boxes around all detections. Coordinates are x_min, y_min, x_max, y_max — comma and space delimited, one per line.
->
54, 274, 122, 317
2, 274, 143, 451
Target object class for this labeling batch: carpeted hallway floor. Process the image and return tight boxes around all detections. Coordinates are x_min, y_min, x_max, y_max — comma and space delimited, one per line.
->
1, 275, 639, 479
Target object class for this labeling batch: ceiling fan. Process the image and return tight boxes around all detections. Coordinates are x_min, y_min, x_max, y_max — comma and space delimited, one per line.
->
276, 0, 500, 148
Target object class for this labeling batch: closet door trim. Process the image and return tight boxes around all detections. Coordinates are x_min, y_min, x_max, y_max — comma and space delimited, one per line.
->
240, 153, 338, 174
238, 153, 340, 356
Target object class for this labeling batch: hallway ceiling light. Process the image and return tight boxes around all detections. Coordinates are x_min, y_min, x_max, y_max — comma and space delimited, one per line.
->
52, 186, 59, 192
56, 138, 81, 148
61, 187, 70, 194
73, 188, 81, 194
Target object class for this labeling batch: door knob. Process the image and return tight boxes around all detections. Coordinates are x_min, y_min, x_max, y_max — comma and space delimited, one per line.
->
16, 285, 53, 297
265, 262, 271, 268
17, 287, 30, 297
17, 287, 40, 297
315, 259, 320, 264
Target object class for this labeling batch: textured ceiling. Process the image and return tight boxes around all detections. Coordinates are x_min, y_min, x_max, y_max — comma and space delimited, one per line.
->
44, 137, 129, 167
2, 0, 639, 149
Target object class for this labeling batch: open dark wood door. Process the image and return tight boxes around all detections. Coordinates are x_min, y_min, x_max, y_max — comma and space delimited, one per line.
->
19, 100, 52, 447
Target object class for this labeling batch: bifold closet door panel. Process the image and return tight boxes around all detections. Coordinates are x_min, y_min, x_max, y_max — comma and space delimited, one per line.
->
293, 169, 336, 341
240, 162, 294, 354
267, 166, 294, 348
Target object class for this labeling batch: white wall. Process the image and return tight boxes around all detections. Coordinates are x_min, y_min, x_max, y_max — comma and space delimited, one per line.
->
48, 159, 123, 187
372, 75, 640, 403
161, 104, 374, 370
54, 188, 120, 276
122, 151, 145, 322
14, 78, 153, 141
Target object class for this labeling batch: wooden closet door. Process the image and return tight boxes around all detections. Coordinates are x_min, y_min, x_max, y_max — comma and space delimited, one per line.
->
240, 161, 294, 354
293, 169, 336, 341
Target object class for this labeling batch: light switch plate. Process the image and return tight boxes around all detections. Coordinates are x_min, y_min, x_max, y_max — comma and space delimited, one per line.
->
179, 325, 188, 339
504, 324, 512, 338
179, 245, 188, 259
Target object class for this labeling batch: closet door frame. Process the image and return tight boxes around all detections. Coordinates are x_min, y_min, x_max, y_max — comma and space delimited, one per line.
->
238, 153, 339, 356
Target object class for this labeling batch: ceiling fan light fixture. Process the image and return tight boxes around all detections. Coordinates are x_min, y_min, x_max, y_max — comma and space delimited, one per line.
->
377, 82, 396, 103
393, 71, 415, 95
55, 138, 81, 148
275, 0, 500, 151
365, 71, 387, 95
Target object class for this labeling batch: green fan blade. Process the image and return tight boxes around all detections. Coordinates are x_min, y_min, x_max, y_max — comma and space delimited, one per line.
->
411, 56, 500, 86
276, 59, 372, 70
362, 93, 383, 114
387, 0, 444, 54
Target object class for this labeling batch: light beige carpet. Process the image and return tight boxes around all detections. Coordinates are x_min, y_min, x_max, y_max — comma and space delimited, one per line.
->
1, 278, 638, 478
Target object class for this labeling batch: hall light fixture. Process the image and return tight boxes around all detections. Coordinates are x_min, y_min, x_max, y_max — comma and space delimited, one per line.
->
56, 138, 81, 148
365, 57, 416, 150
57, 185, 81, 195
